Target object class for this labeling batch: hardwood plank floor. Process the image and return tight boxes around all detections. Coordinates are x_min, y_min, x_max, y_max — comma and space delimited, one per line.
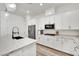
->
36, 43, 73, 56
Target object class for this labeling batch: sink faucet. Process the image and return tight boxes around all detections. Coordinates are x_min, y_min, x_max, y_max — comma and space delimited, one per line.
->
12, 26, 19, 39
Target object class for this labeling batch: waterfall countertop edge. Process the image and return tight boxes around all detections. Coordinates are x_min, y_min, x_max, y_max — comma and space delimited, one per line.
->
0, 37, 36, 56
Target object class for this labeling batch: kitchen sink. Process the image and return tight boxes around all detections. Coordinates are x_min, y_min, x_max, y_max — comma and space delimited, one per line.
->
12, 36, 24, 40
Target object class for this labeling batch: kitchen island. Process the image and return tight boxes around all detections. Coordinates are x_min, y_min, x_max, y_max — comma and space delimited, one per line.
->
37, 34, 79, 56
0, 36, 36, 56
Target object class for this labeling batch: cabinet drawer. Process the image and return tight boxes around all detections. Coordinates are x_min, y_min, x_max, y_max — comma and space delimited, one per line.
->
22, 43, 36, 56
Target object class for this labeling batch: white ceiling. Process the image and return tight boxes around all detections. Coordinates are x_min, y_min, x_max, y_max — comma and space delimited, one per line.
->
0, 3, 79, 18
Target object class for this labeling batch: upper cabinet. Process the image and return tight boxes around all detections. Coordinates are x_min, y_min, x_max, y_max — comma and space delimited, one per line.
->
67, 10, 79, 29
37, 10, 79, 30
37, 16, 55, 30
49, 15, 55, 24
55, 10, 79, 30
55, 14, 63, 30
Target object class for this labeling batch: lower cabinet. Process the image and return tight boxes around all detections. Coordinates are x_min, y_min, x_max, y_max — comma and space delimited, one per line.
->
62, 39, 75, 54
8, 50, 22, 56
55, 38, 63, 51
21, 43, 36, 56
7, 43, 36, 56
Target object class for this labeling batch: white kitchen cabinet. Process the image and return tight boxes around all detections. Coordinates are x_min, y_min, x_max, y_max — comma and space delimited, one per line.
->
37, 10, 79, 30
37, 35, 46, 45
47, 37, 53, 47
37, 18, 45, 30
37, 35, 63, 50
43, 16, 55, 24
67, 10, 79, 29
55, 37, 62, 50
74, 46, 79, 56
61, 13, 71, 29
55, 14, 63, 30
37, 15, 55, 30
55, 13, 71, 30
47, 36, 56, 47
55, 10, 79, 30
37, 35, 79, 55
61, 10, 79, 30
49, 16, 55, 24
22, 43, 36, 56
8, 49, 22, 56
41, 35, 49, 46
37, 35, 53, 47
62, 38, 75, 54
52, 38, 57, 48
47, 36, 54, 47
8, 43, 36, 56
37, 23, 43, 30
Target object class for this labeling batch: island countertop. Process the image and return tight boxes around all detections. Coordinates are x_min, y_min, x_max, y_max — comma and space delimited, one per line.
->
0, 36, 36, 56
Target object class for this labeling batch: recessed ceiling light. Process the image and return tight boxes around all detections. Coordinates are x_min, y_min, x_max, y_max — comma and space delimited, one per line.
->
40, 3, 43, 6
26, 10, 30, 14
5, 12, 9, 16
7, 3, 16, 8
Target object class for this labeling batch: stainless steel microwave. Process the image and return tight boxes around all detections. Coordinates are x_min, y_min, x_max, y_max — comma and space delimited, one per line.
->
45, 24, 55, 29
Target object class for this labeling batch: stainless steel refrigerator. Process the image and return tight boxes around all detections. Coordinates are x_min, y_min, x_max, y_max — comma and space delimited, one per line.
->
28, 25, 36, 39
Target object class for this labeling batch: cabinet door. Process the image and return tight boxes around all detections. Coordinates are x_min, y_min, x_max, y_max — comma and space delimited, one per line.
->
9, 43, 36, 56
61, 13, 71, 29
50, 37, 57, 49
43, 36, 50, 46
22, 43, 36, 56
37, 35, 46, 45
61, 10, 79, 30
37, 35, 42, 44
54, 37, 62, 50
47, 36, 54, 47
49, 16, 55, 24
63, 38, 76, 54
55, 14, 63, 30
55, 10, 79, 30
67, 10, 79, 29
9, 49, 22, 56
37, 18, 44, 30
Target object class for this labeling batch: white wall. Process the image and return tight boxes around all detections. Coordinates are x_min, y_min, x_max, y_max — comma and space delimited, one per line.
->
1, 11, 27, 39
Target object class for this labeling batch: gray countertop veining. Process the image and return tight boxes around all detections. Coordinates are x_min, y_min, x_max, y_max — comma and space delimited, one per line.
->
0, 36, 36, 55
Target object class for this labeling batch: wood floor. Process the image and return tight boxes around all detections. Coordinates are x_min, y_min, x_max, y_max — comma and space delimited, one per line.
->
36, 43, 73, 56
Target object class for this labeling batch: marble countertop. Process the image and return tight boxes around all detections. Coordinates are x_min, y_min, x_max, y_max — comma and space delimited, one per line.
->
0, 36, 36, 55
40, 34, 79, 46
41, 34, 79, 38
